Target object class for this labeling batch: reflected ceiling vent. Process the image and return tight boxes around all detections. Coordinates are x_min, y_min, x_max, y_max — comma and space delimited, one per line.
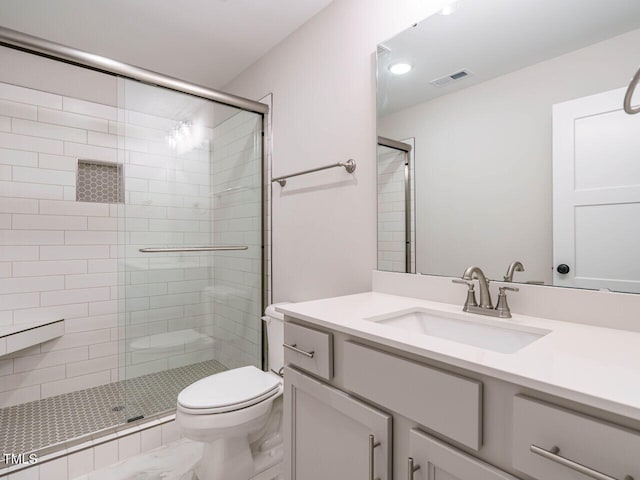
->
430, 69, 473, 87
377, 44, 391, 57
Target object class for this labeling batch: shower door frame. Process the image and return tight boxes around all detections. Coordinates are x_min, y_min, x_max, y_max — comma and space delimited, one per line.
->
0, 27, 271, 368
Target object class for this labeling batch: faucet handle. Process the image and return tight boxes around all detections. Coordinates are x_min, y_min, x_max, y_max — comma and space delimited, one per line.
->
499, 286, 519, 293
496, 286, 519, 318
452, 279, 478, 311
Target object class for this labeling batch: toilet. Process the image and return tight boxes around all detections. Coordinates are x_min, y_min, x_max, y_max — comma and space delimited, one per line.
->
176, 303, 288, 480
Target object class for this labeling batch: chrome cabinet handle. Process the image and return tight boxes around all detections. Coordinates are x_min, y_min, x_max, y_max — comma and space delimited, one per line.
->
283, 343, 314, 358
369, 434, 381, 480
530, 445, 634, 480
408, 457, 421, 480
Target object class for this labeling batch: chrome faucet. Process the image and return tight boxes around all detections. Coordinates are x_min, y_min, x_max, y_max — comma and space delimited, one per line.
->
453, 266, 519, 318
462, 266, 493, 309
503, 261, 524, 282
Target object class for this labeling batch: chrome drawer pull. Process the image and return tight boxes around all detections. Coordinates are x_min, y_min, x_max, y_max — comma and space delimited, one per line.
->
369, 434, 381, 480
531, 445, 634, 480
283, 343, 315, 358
408, 457, 421, 480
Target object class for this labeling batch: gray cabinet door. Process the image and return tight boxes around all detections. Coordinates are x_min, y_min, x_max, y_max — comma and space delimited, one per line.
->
284, 366, 392, 480
409, 429, 520, 480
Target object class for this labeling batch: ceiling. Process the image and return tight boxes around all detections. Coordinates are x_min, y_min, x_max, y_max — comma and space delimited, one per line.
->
377, 0, 640, 116
0, 0, 333, 89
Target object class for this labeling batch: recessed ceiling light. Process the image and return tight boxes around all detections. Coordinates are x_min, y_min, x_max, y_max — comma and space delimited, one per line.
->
389, 63, 412, 75
439, 2, 458, 15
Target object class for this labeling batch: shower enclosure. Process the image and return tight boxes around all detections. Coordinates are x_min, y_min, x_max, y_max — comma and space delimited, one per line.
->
0, 27, 268, 472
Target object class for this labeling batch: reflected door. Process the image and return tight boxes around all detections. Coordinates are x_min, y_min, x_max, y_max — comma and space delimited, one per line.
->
553, 87, 640, 292
377, 139, 415, 273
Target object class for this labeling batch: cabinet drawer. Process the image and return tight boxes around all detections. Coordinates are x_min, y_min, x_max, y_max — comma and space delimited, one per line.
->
513, 395, 640, 480
409, 428, 519, 480
343, 341, 483, 450
284, 322, 333, 380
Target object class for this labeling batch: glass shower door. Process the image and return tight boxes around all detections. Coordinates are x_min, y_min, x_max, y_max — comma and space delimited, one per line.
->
118, 79, 263, 422
377, 144, 410, 273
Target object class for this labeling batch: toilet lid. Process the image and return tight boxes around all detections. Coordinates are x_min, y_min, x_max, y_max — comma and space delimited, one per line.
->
177, 366, 281, 411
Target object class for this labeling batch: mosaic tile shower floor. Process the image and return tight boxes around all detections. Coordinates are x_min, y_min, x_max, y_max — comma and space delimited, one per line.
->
0, 359, 227, 465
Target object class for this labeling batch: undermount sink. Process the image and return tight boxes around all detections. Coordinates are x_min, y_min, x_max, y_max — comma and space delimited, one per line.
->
366, 308, 550, 354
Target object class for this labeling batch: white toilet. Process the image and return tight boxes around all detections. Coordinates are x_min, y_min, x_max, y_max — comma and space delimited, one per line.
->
176, 304, 288, 480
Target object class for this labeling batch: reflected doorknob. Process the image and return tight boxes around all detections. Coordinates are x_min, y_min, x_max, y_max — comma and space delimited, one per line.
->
556, 264, 570, 274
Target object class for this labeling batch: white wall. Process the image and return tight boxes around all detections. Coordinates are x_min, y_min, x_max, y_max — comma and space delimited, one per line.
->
378, 28, 640, 283
224, 0, 453, 302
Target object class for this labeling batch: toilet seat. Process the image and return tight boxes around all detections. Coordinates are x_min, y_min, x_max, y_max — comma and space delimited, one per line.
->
177, 366, 282, 415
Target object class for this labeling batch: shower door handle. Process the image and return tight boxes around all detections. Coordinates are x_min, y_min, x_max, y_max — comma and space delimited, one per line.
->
139, 245, 248, 253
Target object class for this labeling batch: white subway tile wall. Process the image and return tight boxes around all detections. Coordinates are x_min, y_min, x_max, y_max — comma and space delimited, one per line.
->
0, 78, 263, 409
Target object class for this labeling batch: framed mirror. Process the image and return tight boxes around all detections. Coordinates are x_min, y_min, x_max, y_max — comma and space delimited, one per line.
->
376, 0, 640, 293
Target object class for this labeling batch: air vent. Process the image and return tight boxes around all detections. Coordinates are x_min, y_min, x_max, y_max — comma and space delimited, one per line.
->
430, 69, 473, 87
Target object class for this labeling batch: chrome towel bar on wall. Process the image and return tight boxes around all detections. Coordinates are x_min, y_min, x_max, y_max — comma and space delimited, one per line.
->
272, 159, 356, 187
624, 65, 640, 114
139, 246, 248, 253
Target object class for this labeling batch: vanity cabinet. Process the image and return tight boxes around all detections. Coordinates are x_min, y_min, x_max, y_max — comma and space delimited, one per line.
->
409, 429, 519, 480
282, 318, 640, 480
283, 366, 392, 480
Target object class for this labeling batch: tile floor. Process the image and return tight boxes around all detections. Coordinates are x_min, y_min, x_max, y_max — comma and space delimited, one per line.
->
73, 438, 203, 480
71, 438, 284, 480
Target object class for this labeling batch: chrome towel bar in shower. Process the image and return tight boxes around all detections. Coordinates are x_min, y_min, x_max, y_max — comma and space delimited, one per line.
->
272, 159, 356, 187
139, 246, 248, 253
624, 65, 640, 114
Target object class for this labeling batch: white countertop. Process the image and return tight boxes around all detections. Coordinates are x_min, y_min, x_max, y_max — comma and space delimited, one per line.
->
278, 292, 640, 421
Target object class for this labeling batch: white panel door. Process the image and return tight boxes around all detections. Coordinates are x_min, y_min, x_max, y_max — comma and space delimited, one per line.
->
553, 87, 640, 292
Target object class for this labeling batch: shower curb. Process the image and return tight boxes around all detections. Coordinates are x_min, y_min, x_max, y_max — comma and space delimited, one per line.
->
0, 411, 176, 478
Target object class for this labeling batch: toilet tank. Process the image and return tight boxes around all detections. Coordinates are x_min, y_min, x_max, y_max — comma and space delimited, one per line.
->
263, 303, 290, 373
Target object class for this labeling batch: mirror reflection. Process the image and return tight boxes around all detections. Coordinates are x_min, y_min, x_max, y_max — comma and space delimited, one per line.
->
376, 0, 640, 293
